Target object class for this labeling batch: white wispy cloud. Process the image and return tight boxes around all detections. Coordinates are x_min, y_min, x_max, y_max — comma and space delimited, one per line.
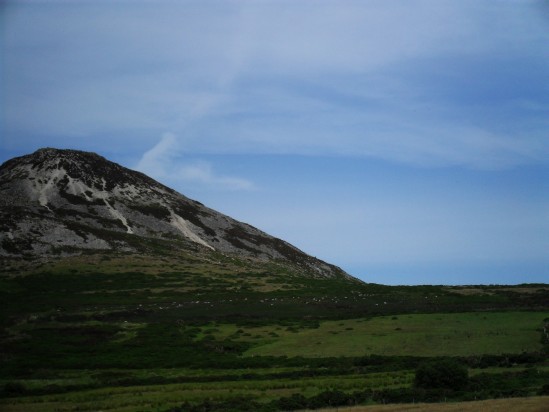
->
135, 133, 254, 191
3, 1, 549, 169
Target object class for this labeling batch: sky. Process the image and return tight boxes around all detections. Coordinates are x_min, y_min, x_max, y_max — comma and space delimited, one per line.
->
1, 0, 548, 285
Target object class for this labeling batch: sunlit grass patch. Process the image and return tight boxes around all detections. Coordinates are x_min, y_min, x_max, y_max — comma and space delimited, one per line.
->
222, 312, 549, 357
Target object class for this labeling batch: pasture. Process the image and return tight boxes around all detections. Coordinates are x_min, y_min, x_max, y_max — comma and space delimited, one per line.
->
207, 312, 549, 357
1, 254, 548, 411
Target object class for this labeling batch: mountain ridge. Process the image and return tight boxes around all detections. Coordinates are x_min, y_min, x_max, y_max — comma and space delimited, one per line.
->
0, 147, 355, 281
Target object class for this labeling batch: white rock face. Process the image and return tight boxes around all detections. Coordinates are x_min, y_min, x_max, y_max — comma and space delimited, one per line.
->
0, 148, 349, 279
170, 212, 213, 250
38, 167, 64, 209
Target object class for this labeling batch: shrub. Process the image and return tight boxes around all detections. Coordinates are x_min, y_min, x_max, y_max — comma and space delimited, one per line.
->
276, 393, 308, 410
3, 381, 26, 396
539, 384, 549, 395
415, 359, 468, 390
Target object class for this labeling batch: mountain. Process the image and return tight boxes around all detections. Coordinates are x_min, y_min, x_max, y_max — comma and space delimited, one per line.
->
0, 148, 353, 281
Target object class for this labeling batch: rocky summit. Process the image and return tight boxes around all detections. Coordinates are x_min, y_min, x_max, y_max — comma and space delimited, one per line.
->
0, 148, 351, 280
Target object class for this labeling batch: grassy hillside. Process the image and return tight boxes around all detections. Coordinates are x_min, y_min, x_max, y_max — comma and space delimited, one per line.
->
1, 252, 548, 411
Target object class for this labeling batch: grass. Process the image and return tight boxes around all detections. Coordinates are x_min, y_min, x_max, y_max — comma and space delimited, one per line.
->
2, 368, 548, 412
1, 253, 548, 411
205, 312, 549, 357
0, 370, 413, 412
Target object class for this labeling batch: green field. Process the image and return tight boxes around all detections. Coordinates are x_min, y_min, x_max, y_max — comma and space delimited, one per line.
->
2, 366, 549, 412
208, 312, 549, 357
1, 310, 547, 411
0, 369, 415, 412
1, 254, 548, 411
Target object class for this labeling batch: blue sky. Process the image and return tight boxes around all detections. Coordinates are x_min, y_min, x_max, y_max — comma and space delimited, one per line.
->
1, 0, 548, 285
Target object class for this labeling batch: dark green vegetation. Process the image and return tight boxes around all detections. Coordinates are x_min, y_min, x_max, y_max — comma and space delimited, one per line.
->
1, 252, 548, 411
414, 359, 468, 390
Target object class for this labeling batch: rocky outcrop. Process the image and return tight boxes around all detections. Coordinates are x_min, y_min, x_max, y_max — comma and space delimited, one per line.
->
0, 148, 350, 279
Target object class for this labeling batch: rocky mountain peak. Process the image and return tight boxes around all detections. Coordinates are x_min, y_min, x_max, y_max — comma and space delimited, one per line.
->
1, 148, 163, 195
1, 148, 353, 280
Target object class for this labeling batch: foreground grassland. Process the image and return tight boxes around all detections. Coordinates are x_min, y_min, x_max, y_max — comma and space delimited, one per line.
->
2, 367, 548, 412
0, 370, 413, 412
1, 253, 548, 411
2, 366, 549, 412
